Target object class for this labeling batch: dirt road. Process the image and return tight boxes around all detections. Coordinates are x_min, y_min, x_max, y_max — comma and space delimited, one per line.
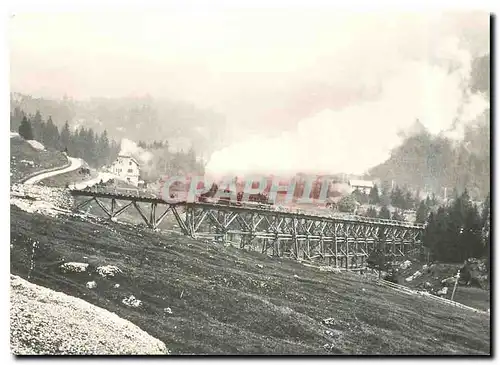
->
24, 157, 83, 185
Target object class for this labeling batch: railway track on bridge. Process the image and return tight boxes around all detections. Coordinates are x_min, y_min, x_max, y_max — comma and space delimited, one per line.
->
70, 188, 425, 270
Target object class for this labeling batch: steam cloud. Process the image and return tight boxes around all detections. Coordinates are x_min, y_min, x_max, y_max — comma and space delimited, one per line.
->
206, 15, 489, 177
119, 138, 154, 164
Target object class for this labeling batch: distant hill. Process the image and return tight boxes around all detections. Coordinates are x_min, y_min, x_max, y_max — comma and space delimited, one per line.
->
470, 53, 490, 96
368, 53, 490, 200
10, 93, 228, 156
368, 115, 490, 200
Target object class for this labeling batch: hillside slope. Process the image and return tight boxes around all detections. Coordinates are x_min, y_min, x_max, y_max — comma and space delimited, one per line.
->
10, 136, 67, 184
10, 203, 490, 355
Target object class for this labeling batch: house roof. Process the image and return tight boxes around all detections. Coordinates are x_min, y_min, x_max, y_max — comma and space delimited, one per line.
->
349, 180, 373, 188
116, 155, 140, 166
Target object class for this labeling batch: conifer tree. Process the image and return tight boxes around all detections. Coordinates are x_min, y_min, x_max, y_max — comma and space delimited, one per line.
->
31, 110, 44, 141
60, 121, 71, 151
460, 203, 483, 259
366, 206, 378, 218
432, 207, 451, 261
416, 200, 429, 223
482, 193, 491, 288
404, 190, 414, 210
43, 116, 60, 149
18, 116, 33, 140
97, 130, 111, 167
369, 184, 380, 205
379, 205, 391, 219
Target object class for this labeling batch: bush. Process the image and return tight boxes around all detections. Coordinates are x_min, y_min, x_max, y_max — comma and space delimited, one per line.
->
337, 195, 357, 213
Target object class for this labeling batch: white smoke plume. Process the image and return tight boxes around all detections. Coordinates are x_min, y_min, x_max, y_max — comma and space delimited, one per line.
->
119, 138, 154, 164
206, 12, 489, 177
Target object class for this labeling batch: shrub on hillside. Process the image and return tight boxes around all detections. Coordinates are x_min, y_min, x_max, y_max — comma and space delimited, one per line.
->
337, 195, 357, 213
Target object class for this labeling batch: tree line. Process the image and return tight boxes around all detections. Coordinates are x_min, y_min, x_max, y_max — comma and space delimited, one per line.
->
137, 140, 168, 150
337, 182, 440, 222
351, 182, 437, 210
13, 108, 120, 168
367, 190, 490, 279
423, 190, 489, 263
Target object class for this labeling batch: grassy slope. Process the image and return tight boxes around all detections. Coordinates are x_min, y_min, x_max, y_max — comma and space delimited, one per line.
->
10, 137, 67, 184
10, 205, 490, 355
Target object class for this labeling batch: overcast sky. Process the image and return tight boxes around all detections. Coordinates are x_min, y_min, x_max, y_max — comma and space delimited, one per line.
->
9, 9, 490, 174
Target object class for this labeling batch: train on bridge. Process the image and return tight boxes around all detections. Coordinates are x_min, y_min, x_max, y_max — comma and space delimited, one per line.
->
80, 173, 342, 209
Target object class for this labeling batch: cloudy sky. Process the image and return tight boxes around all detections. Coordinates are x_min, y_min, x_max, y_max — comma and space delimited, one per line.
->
9, 9, 490, 175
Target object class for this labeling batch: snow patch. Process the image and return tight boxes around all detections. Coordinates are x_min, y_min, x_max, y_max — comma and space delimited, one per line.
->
10, 275, 169, 355
10, 184, 73, 217
26, 140, 45, 151
405, 270, 423, 282
437, 287, 449, 296
399, 260, 412, 270
10, 197, 66, 217
122, 295, 142, 308
96, 265, 122, 278
60, 262, 89, 273
20, 160, 36, 167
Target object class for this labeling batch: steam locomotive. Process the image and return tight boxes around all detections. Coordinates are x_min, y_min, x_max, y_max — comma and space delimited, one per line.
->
197, 182, 273, 207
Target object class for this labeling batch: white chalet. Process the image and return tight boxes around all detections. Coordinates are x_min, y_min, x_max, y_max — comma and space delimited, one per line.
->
111, 155, 140, 187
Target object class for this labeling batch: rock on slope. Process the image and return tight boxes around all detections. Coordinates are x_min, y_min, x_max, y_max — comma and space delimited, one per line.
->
10, 275, 169, 355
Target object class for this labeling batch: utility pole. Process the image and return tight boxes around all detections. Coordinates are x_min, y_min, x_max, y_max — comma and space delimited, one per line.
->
451, 269, 460, 301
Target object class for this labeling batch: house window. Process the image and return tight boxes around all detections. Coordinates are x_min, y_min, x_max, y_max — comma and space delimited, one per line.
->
128, 169, 133, 173
129, 161, 132, 166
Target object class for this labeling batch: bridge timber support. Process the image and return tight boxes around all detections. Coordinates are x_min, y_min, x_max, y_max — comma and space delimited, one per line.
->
183, 203, 424, 269
70, 190, 425, 270
71, 192, 182, 230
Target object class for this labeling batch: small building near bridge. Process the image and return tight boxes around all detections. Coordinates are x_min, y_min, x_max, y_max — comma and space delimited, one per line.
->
111, 155, 140, 187
348, 179, 374, 195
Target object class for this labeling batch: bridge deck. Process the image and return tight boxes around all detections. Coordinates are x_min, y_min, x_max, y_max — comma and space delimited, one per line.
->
69, 189, 425, 230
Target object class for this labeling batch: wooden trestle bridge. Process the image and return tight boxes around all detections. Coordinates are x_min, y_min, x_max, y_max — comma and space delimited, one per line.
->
70, 189, 426, 270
